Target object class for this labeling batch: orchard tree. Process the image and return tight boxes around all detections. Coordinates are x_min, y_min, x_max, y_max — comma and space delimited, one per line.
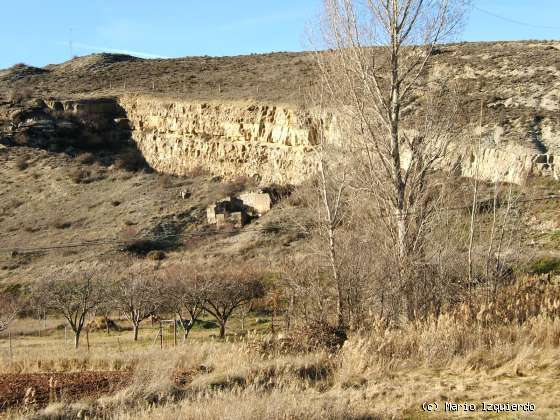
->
203, 266, 265, 338
112, 260, 161, 341
160, 263, 206, 342
36, 263, 108, 348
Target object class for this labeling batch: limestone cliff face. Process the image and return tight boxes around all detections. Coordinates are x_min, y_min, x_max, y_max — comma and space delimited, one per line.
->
1, 95, 556, 185
119, 95, 556, 185
449, 147, 556, 184
119, 96, 318, 184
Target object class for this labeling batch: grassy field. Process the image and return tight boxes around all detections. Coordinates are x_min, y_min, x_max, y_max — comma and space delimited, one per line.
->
1, 308, 560, 419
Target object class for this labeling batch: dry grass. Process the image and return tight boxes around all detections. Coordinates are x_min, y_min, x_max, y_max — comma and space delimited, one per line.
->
4, 297, 559, 419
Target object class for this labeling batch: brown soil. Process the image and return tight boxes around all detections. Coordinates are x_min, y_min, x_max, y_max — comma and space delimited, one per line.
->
0, 371, 132, 411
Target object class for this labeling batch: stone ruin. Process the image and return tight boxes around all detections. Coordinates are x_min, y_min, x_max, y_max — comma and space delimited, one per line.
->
206, 191, 272, 228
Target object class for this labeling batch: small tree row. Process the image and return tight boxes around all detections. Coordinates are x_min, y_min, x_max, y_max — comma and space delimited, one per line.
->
31, 259, 265, 348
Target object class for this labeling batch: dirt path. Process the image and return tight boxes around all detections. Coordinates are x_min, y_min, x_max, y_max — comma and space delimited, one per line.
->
0, 371, 132, 411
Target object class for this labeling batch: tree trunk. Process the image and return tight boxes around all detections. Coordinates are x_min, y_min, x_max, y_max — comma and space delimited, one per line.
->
219, 321, 226, 338
133, 323, 139, 341
74, 330, 81, 349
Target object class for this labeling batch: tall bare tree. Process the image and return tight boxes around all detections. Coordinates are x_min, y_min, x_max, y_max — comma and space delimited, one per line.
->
160, 263, 206, 342
112, 260, 161, 341
315, 0, 469, 320
203, 265, 265, 338
0, 290, 22, 333
36, 263, 108, 348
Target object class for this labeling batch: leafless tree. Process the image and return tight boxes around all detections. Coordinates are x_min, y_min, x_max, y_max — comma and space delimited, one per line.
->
0, 290, 22, 333
112, 260, 161, 341
314, 0, 469, 320
203, 266, 265, 338
36, 263, 108, 348
160, 263, 206, 342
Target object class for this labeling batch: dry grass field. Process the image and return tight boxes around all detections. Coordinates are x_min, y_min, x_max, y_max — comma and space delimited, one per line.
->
2, 308, 560, 419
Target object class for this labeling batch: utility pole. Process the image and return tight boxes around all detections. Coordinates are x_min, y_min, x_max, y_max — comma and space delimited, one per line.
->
69, 28, 73, 59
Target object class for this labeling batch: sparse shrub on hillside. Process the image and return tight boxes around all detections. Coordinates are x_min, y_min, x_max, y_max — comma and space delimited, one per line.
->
68, 167, 105, 184
530, 257, 560, 275
8, 87, 33, 103
15, 158, 29, 171
113, 150, 147, 172
147, 250, 166, 261
158, 174, 174, 189
53, 219, 72, 230
77, 152, 96, 165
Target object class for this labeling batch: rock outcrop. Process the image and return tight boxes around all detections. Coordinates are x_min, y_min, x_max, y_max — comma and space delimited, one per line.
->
1, 95, 557, 185
119, 96, 318, 184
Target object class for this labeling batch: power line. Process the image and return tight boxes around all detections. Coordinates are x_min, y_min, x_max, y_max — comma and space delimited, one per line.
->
473, 5, 560, 31
1, 194, 559, 256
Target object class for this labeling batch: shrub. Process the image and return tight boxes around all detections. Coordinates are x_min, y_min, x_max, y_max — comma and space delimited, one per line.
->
69, 168, 90, 184
220, 176, 256, 197
8, 87, 32, 103
113, 150, 147, 172
68, 168, 105, 184
530, 257, 560, 274
15, 159, 29, 171
77, 152, 96, 165
53, 219, 72, 230
158, 175, 174, 189
147, 250, 166, 261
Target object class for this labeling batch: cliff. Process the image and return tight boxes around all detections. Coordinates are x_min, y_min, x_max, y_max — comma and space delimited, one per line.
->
1, 95, 556, 185
119, 96, 319, 184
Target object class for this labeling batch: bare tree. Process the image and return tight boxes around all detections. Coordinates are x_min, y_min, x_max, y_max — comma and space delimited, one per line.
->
160, 263, 206, 342
36, 263, 108, 348
0, 290, 22, 333
112, 260, 161, 341
315, 0, 469, 320
310, 92, 352, 328
203, 266, 265, 338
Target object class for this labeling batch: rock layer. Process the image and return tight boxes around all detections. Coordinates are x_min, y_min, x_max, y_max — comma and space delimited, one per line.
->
119, 95, 556, 185
119, 96, 319, 184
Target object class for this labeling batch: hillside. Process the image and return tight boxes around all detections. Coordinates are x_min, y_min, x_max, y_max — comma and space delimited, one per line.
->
1, 40, 560, 285
1, 41, 559, 150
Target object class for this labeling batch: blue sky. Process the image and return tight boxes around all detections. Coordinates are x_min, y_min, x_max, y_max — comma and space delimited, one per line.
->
2, 0, 559, 69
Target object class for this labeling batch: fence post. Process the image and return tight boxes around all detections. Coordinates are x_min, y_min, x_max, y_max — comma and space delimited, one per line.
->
173, 317, 177, 347
9, 330, 12, 359
159, 321, 163, 349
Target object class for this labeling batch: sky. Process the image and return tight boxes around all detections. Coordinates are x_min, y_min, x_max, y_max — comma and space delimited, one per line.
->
1, 0, 559, 69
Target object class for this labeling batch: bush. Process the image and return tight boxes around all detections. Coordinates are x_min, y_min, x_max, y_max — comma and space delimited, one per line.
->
68, 168, 105, 184
113, 150, 147, 172
530, 257, 560, 274
53, 219, 72, 229
220, 176, 257, 197
15, 159, 29, 171
8, 87, 32, 103
158, 175, 174, 189
77, 152, 96, 165
147, 250, 166, 261
120, 238, 170, 256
